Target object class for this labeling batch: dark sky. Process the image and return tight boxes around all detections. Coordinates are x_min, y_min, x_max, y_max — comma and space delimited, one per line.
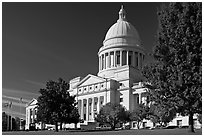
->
2, 2, 164, 117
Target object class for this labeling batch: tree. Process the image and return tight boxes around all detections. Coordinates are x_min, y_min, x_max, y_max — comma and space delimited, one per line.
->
149, 103, 176, 127
197, 114, 201, 124
37, 78, 76, 132
142, 2, 201, 132
68, 107, 80, 128
2, 112, 8, 131
95, 103, 128, 130
129, 104, 150, 129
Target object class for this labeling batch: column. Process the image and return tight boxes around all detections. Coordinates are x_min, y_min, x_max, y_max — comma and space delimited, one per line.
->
133, 52, 136, 67
139, 93, 142, 104
97, 97, 100, 113
81, 99, 84, 120
104, 53, 106, 69
138, 52, 140, 69
126, 50, 129, 65
100, 56, 102, 70
86, 100, 89, 121
91, 98, 94, 120
114, 51, 116, 67
88, 98, 91, 121
98, 56, 101, 71
140, 53, 142, 68
120, 50, 122, 66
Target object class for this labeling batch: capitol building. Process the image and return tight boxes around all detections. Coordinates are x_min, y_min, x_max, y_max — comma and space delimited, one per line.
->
26, 6, 201, 130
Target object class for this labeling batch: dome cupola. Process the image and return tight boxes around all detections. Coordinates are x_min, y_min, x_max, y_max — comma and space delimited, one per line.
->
102, 5, 142, 50
98, 6, 145, 79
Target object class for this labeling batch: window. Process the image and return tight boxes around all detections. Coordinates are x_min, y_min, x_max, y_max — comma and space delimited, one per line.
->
116, 51, 120, 65
177, 120, 182, 127
101, 84, 104, 88
143, 122, 147, 128
133, 122, 136, 128
137, 96, 139, 104
84, 114, 86, 120
84, 104, 86, 107
120, 97, 123, 102
101, 101, 103, 105
90, 87, 92, 90
84, 88, 86, 91
79, 89, 81, 92
146, 96, 150, 104
135, 52, 138, 67
94, 102, 97, 105
122, 51, 127, 65
95, 85, 98, 89
128, 51, 133, 66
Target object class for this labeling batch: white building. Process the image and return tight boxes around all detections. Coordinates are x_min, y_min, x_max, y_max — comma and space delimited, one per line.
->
25, 98, 55, 130
68, 6, 201, 129
26, 6, 201, 130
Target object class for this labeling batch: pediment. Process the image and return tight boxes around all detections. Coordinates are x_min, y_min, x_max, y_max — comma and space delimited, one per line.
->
76, 74, 106, 88
26, 98, 37, 107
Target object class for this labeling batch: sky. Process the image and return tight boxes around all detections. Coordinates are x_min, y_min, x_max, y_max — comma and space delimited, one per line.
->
2, 2, 164, 118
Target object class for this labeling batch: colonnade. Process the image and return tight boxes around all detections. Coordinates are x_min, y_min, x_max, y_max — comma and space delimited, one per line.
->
77, 96, 105, 121
99, 50, 144, 71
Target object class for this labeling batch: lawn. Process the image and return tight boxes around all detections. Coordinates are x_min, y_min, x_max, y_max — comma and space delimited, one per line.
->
2, 128, 202, 135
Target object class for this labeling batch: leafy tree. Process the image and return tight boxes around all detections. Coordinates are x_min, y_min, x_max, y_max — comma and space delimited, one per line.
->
142, 2, 201, 132
2, 112, 8, 131
37, 78, 76, 132
67, 107, 80, 129
95, 103, 128, 130
129, 104, 150, 129
149, 103, 176, 127
197, 114, 201, 124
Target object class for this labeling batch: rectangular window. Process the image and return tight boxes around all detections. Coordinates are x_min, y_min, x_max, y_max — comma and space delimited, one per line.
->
128, 51, 133, 66
177, 120, 182, 127
84, 114, 86, 120
116, 51, 120, 65
140, 53, 142, 67
120, 97, 123, 102
146, 96, 150, 104
143, 122, 147, 128
137, 96, 139, 104
135, 52, 138, 67
122, 51, 126, 65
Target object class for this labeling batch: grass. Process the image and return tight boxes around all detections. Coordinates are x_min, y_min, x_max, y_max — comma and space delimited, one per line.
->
2, 128, 202, 135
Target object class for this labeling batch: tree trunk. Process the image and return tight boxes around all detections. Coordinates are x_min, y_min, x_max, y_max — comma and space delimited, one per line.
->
55, 122, 58, 132
111, 126, 115, 130
189, 112, 195, 133
60, 122, 62, 130
74, 123, 77, 129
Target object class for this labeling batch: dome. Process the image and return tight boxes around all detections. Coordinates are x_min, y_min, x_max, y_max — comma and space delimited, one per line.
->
103, 6, 141, 48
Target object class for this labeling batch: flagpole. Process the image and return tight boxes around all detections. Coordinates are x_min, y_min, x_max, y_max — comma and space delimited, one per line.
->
7, 102, 9, 131
20, 98, 22, 130
10, 102, 12, 131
